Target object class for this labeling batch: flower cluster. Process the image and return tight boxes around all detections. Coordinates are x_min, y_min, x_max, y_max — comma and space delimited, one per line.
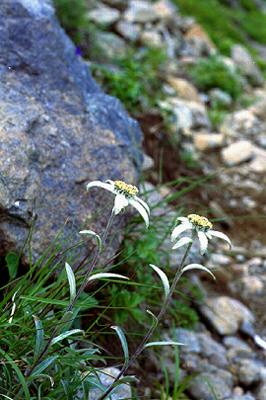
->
87, 180, 150, 227
114, 180, 139, 197
171, 214, 231, 255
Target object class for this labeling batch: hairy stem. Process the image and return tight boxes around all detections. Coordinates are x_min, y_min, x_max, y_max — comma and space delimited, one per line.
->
98, 241, 193, 400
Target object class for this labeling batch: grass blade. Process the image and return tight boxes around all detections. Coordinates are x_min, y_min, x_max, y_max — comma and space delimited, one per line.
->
33, 315, 44, 360
51, 329, 84, 346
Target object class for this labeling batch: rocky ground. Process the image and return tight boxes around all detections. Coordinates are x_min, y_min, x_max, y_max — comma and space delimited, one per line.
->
82, 1, 266, 399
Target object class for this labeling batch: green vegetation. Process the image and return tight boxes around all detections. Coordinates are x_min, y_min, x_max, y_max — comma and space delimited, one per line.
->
54, 0, 88, 45
176, 0, 266, 55
188, 56, 243, 100
91, 48, 167, 113
108, 226, 201, 328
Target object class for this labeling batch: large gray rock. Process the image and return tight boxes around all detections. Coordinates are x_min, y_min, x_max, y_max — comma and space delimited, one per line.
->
0, 0, 143, 261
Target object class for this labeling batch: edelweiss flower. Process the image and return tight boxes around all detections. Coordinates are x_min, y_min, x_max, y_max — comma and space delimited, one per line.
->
171, 214, 231, 255
86, 180, 150, 227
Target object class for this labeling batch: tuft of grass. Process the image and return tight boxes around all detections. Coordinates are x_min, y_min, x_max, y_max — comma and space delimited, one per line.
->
188, 56, 243, 100
175, 0, 266, 59
91, 48, 167, 114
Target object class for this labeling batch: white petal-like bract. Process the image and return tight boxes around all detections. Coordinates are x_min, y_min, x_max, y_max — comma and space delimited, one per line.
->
129, 198, 150, 228
135, 196, 150, 215
208, 230, 232, 248
113, 194, 129, 215
86, 180, 115, 193
197, 231, 208, 255
171, 223, 192, 242
172, 236, 192, 250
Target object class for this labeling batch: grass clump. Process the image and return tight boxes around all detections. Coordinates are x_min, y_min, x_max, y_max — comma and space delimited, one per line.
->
188, 56, 243, 100
91, 48, 167, 114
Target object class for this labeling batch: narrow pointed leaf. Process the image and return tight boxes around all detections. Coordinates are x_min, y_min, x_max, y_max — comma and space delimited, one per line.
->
65, 263, 76, 303
33, 315, 44, 360
146, 309, 158, 327
111, 326, 129, 365
144, 341, 185, 349
88, 273, 129, 282
149, 264, 170, 298
31, 356, 58, 377
182, 264, 216, 280
51, 329, 84, 346
79, 230, 102, 251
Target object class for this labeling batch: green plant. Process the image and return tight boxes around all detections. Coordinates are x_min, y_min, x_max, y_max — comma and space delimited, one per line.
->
91, 48, 167, 113
54, 0, 88, 43
188, 56, 243, 100
0, 178, 231, 399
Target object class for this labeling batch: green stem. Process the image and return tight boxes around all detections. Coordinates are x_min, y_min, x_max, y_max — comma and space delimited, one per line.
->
98, 241, 193, 400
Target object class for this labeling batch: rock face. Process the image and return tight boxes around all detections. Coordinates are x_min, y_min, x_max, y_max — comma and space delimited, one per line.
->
0, 0, 143, 261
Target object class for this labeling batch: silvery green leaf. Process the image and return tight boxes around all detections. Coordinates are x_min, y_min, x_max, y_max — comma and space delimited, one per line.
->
31, 356, 58, 377
88, 273, 129, 282
65, 263, 76, 303
51, 329, 84, 346
172, 236, 192, 250
182, 264, 216, 280
144, 341, 185, 349
149, 264, 170, 298
79, 230, 102, 251
111, 326, 129, 366
33, 315, 44, 360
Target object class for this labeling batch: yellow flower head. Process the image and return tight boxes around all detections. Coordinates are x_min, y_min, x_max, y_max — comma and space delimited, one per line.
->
187, 214, 213, 231
114, 180, 139, 198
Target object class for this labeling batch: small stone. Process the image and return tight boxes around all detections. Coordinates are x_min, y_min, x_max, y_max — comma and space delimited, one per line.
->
232, 45, 264, 86
221, 140, 254, 166
94, 32, 127, 59
209, 88, 232, 108
200, 296, 255, 335
240, 275, 264, 295
237, 358, 262, 386
88, 5, 121, 25
140, 30, 164, 48
174, 328, 201, 353
124, 0, 159, 23
209, 253, 232, 266
257, 382, 266, 400
221, 110, 260, 138
159, 97, 210, 133
116, 20, 140, 41
187, 370, 233, 400
153, 0, 176, 20
88, 367, 131, 399
184, 23, 216, 56
198, 333, 228, 368
223, 336, 252, 353
194, 132, 224, 151
142, 154, 154, 171
249, 152, 266, 173
166, 77, 201, 103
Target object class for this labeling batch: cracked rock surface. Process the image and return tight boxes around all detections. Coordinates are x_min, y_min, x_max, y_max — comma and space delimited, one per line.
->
0, 0, 143, 262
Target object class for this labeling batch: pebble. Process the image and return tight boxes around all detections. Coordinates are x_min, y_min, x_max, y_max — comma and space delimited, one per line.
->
88, 5, 121, 25
200, 296, 255, 335
194, 132, 225, 151
87, 367, 131, 399
221, 140, 254, 166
